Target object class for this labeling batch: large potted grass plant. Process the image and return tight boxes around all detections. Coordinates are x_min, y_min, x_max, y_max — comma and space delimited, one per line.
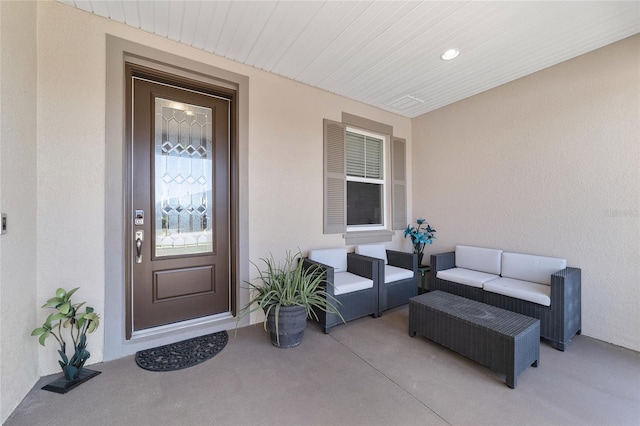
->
238, 251, 343, 348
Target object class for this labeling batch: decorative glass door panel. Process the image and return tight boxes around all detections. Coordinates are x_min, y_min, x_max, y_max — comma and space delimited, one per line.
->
155, 98, 214, 258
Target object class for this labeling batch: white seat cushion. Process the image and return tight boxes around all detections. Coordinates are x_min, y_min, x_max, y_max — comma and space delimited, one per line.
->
309, 248, 348, 272
483, 277, 551, 306
384, 265, 413, 283
436, 267, 499, 288
333, 271, 373, 295
501, 252, 566, 285
456, 245, 502, 275
355, 244, 388, 264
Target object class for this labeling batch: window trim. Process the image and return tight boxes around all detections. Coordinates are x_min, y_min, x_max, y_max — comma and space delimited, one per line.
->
345, 126, 388, 231
344, 229, 394, 245
323, 114, 407, 241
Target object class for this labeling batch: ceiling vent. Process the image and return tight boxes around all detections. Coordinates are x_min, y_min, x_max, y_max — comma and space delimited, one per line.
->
387, 95, 425, 111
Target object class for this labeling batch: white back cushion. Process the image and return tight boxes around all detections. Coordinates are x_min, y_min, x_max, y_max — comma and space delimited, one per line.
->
501, 252, 566, 285
455, 245, 502, 275
355, 244, 388, 264
309, 248, 348, 272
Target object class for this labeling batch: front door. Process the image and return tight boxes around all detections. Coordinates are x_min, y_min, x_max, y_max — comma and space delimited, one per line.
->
127, 66, 231, 334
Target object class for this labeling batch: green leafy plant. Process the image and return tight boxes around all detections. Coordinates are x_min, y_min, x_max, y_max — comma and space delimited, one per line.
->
31, 287, 100, 381
237, 251, 344, 344
404, 218, 437, 264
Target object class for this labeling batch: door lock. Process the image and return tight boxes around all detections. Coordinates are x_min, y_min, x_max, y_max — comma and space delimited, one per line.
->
135, 210, 144, 226
135, 230, 144, 264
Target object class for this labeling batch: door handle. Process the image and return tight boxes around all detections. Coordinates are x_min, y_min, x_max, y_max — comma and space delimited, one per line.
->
135, 230, 144, 264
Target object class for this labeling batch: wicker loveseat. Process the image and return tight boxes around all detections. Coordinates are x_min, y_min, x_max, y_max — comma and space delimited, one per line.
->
430, 245, 581, 351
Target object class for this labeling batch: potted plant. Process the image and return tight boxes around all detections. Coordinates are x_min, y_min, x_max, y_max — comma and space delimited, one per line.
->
238, 251, 343, 348
31, 287, 100, 391
404, 218, 436, 266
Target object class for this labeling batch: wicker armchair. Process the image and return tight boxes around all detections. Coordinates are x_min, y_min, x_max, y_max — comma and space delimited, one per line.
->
355, 244, 418, 316
303, 248, 380, 333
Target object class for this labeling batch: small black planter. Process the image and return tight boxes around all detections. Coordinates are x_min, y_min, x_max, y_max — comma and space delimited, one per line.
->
42, 368, 101, 394
266, 305, 308, 348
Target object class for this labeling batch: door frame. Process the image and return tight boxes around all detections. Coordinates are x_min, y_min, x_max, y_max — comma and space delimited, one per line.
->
125, 64, 234, 338
105, 36, 250, 360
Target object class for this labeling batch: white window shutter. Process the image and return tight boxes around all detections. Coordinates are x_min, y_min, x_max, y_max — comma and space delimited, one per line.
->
391, 136, 407, 230
324, 119, 346, 234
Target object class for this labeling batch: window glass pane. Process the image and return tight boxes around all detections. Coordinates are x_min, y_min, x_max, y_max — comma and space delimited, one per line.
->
365, 137, 383, 179
346, 131, 383, 179
346, 132, 365, 177
347, 181, 382, 226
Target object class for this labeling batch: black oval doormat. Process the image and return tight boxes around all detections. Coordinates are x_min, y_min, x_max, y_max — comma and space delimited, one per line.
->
135, 330, 228, 372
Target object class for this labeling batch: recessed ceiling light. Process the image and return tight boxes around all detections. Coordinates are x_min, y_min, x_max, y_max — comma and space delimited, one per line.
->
441, 49, 459, 61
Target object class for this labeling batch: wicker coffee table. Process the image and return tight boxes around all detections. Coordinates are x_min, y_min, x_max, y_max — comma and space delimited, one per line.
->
409, 290, 540, 388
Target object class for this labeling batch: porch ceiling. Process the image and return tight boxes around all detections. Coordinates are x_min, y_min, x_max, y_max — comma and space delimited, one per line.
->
59, 1, 640, 118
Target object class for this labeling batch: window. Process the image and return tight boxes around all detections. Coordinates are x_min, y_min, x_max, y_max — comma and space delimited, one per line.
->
346, 129, 385, 229
323, 115, 407, 240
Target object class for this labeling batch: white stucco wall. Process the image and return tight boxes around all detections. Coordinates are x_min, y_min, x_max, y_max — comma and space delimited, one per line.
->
0, 1, 39, 422
412, 34, 640, 351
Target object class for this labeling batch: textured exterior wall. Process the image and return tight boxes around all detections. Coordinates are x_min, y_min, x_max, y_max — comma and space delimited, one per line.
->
412, 34, 640, 351
35, 2, 107, 376
0, 1, 39, 422
33, 1, 411, 372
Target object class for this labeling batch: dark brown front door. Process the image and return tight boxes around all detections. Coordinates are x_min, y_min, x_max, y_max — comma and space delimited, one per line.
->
128, 68, 231, 333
